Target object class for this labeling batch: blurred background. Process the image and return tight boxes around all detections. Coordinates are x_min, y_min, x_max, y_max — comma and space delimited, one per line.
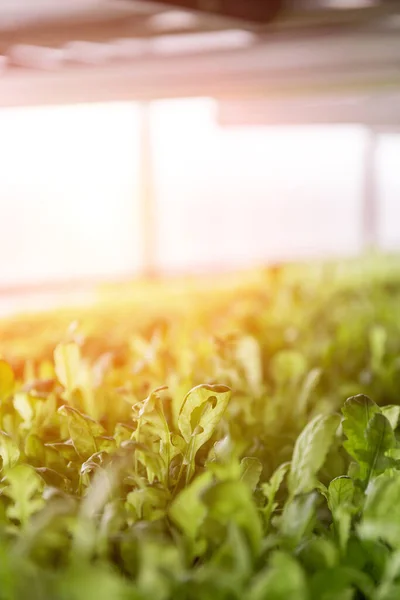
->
1, 0, 400, 314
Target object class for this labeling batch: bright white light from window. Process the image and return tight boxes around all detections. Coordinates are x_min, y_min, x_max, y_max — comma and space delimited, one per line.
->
0, 97, 398, 286
151, 98, 366, 272
0, 102, 142, 286
377, 134, 400, 250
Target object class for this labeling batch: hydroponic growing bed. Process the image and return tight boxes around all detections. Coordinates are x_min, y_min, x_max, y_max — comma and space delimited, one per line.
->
1, 258, 400, 599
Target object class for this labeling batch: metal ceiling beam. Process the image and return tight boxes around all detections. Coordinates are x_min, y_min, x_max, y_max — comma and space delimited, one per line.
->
217, 91, 400, 127
0, 25, 400, 107
1, 0, 400, 51
0, 1, 234, 53
140, 0, 282, 24
0, 64, 399, 108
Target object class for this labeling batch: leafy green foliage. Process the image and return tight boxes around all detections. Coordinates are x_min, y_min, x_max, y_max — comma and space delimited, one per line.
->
4, 464, 45, 525
177, 385, 231, 461
342, 395, 398, 485
289, 413, 340, 497
0, 360, 15, 401
0, 262, 400, 597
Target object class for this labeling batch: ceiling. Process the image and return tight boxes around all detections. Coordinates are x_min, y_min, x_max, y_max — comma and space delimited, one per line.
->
0, 0, 399, 113
1, 0, 398, 41
0, 1, 156, 29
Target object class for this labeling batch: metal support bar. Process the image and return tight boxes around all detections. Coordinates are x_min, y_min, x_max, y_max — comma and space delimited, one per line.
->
138, 101, 157, 277
362, 127, 379, 251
